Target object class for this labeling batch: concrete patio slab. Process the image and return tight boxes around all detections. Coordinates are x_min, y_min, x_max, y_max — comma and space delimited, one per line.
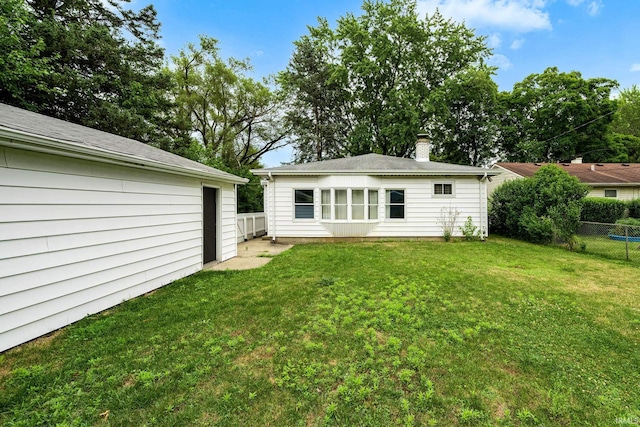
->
204, 238, 293, 271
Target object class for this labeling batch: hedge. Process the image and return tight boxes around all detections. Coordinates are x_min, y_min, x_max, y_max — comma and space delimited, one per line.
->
628, 199, 640, 219
580, 198, 626, 223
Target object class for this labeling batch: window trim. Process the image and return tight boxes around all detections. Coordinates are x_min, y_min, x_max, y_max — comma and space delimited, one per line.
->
433, 181, 455, 198
293, 189, 315, 221
604, 188, 618, 198
385, 189, 406, 220
318, 187, 381, 223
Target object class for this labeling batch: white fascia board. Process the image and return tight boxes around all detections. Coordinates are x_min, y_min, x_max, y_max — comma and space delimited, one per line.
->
0, 128, 248, 184
251, 170, 499, 177
588, 182, 640, 187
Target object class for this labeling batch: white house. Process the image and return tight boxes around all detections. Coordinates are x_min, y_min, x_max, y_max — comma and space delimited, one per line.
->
0, 103, 247, 352
251, 136, 499, 242
489, 160, 640, 200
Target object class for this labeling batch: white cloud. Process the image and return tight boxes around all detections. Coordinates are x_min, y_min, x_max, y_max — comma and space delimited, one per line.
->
510, 38, 525, 49
487, 53, 513, 70
251, 50, 265, 57
587, 1, 601, 16
566, 0, 602, 15
416, 0, 552, 32
488, 33, 502, 48
631, 64, 640, 72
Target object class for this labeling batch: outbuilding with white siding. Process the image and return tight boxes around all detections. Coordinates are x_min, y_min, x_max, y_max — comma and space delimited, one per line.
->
252, 136, 499, 242
0, 103, 247, 352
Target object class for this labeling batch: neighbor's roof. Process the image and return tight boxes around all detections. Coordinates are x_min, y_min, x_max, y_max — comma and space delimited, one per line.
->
0, 103, 247, 184
253, 153, 497, 177
494, 162, 640, 185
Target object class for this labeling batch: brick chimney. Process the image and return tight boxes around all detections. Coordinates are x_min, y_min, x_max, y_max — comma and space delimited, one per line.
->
416, 133, 431, 162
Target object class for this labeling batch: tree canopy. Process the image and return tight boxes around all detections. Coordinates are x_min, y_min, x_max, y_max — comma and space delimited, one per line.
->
2, 0, 638, 214
280, 0, 490, 162
1, 0, 178, 145
498, 67, 618, 163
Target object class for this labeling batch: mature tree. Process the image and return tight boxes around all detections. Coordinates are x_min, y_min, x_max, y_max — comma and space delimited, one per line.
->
171, 35, 290, 169
0, 0, 179, 146
430, 67, 499, 166
281, 0, 490, 162
170, 36, 292, 212
498, 67, 618, 162
278, 29, 351, 163
0, 0, 52, 106
611, 85, 640, 137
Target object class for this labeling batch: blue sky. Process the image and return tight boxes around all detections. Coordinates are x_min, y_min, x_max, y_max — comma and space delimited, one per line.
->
150, 0, 640, 166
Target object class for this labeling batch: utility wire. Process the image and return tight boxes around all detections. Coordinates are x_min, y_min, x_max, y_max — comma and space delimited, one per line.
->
540, 109, 616, 144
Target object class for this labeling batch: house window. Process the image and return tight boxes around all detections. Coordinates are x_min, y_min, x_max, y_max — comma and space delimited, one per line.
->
321, 190, 331, 219
434, 183, 453, 196
335, 189, 348, 219
604, 189, 617, 198
352, 189, 365, 220
368, 189, 378, 220
386, 189, 405, 219
294, 189, 314, 219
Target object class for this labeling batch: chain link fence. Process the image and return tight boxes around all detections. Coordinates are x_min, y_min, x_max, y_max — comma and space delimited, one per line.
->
577, 221, 640, 262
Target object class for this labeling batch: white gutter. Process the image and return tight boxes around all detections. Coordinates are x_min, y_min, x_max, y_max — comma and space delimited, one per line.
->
270, 174, 276, 241
0, 128, 248, 184
251, 170, 498, 177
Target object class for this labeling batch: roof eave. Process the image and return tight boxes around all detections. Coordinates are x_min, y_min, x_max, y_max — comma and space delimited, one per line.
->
251, 169, 498, 177
587, 182, 640, 187
0, 127, 248, 184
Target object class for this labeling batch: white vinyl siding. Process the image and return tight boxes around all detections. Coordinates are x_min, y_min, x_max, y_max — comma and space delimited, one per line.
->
0, 147, 237, 352
264, 175, 487, 239
588, 186, 640, 200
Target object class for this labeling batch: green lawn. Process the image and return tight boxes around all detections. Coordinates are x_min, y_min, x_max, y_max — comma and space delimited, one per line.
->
579, 234, 640, 263
1, 238, 639, 426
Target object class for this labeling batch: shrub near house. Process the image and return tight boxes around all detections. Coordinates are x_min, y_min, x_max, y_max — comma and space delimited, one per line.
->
489, 165, 589, 244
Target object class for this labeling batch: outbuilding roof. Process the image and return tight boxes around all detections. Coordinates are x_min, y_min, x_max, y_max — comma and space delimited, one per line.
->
253, 153, 497, 176
0, 103, 247, 184
494, 162, 640, 185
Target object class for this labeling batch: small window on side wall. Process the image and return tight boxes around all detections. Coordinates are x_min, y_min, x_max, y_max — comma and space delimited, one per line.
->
294, 189, 315, 219
604, 189, 617, 198
385, 189, 405, 219
434, 183, 453, 196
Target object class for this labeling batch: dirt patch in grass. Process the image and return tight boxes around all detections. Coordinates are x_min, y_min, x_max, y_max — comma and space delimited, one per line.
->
234, 346, 273, 367
7, 328, 65, 356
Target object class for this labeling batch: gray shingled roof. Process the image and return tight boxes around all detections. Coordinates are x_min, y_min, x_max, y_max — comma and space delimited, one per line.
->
0, 103, 246, 183
253, 153, 497, 176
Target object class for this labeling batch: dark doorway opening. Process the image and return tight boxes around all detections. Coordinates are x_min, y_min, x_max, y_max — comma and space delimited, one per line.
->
203, 187, 217, 264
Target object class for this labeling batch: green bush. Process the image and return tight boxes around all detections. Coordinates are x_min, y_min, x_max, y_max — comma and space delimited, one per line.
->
628, 199, 640, 219
581, 198, 626, 223
488, 178, 533, 237
549, 201, 582, 245
489, 165, 589, 245
518, 209, 553, 244
459, 216, 481, 241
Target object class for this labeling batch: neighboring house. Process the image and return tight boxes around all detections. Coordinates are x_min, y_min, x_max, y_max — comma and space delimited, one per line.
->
0, 103, 247, 352
251, 136, 499, 242
489, 159, 640, 200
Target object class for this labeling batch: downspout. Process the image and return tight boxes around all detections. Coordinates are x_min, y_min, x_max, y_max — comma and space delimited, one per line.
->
479, 173, 488, 239
269, 172, 276, 242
